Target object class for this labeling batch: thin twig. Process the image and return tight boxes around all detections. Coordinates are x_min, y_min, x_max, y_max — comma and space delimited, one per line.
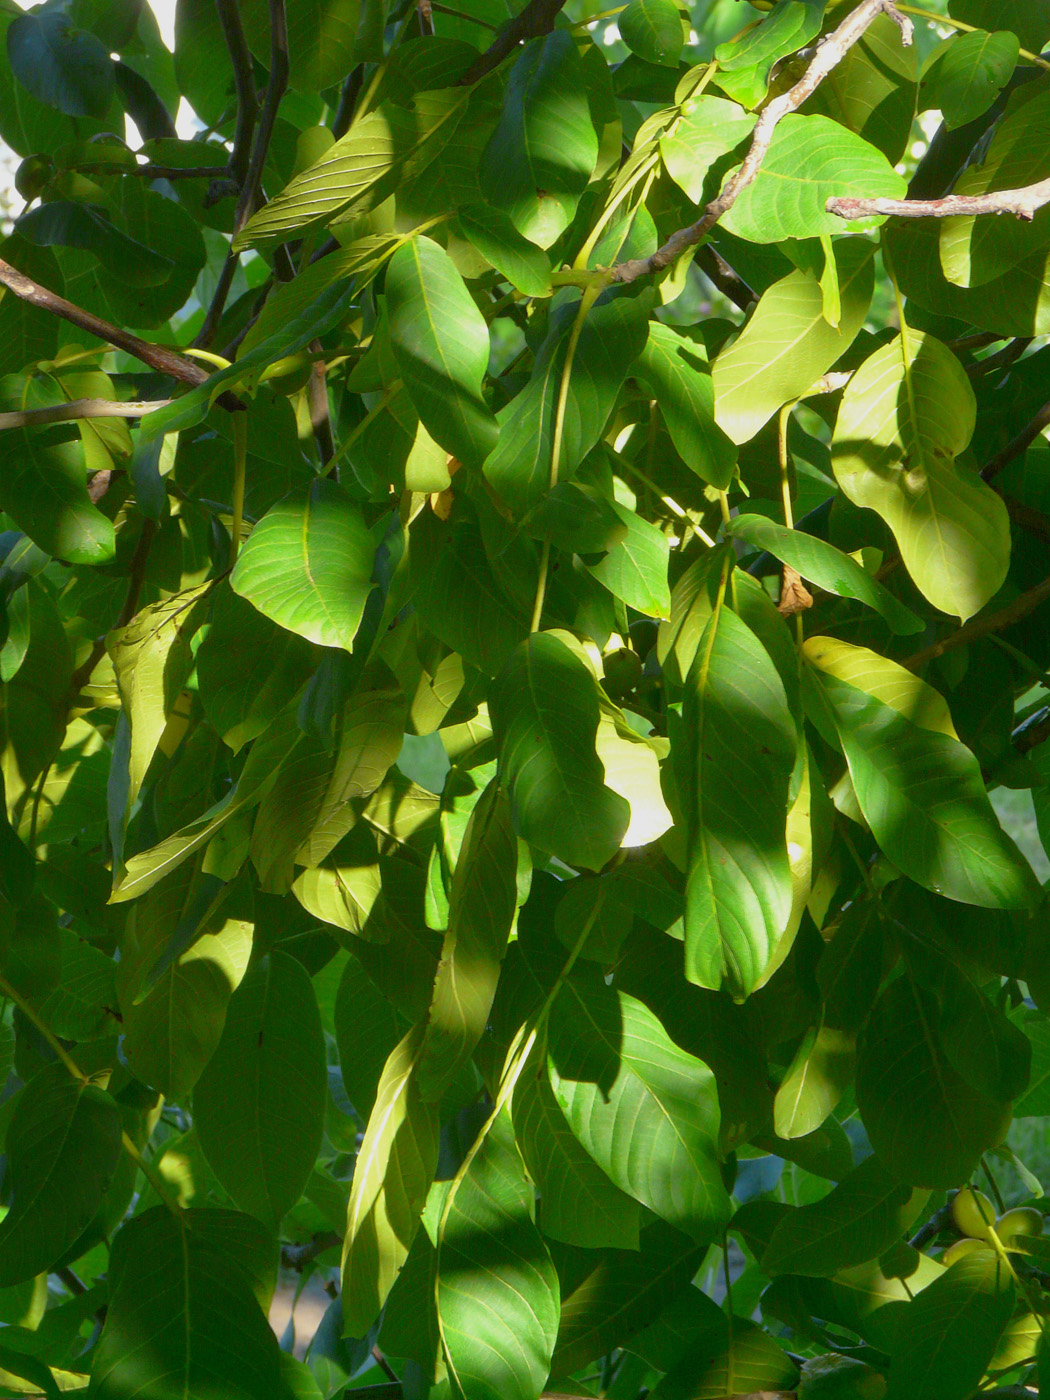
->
697, 244, 756, 311
456, 0, 569, 84
966, 336, 1032, 381
331, 66, 364, 140
1005, 497, 1050, 545
612, 0, 914, 283
982, 399, 1050, 481
134, 163, 230, 180
902, 573, 1050, 670
307, 340, 335, 466
215, 0, 258, 186
281, 1231, 341, 1271
828, 175, 1050, 222
0, 398, 171, 430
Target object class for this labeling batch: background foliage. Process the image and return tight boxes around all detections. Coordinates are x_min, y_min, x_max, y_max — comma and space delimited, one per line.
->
3, 0, 1050, 1398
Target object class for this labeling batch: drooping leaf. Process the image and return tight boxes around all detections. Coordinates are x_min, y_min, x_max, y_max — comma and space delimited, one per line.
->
805, 636, 1039, 910
633, 322, 736, 489
386, 235, 498, 470
713, 0, 825, 108
548, 969, 732, 1242
762, 1153, 928, 1278
341, 1026, 440, 1336
652, 1318, 800, 1400
680, 602, 797, 998
490, 632, 629, 870
619, 0, 684, 68
831, 331, 1008, 620
7, 8, 113, 117
856, 976, 1011, 1188
731, 512, 923, 636
660, 95, 756, 204
90, 1207, 293, 1400
193, 952, 327, 1230
921, 29, 1019, 131
712, 239, 874, 444
0, 1064, 122, 1286
418, 780, 518, 1100
457, 204, 553, 298
586, 503, 671, 618
231, 480, 376, 651
436, 1112, 560, 1400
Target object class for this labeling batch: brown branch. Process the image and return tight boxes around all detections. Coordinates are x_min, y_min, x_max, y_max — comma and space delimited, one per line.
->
281, 1231, 341, 1271
456, 0, 569, 85
967, 336, 1032, 381
0, 258, 242, 411
612, 0, 914, 284
697, 244, 756, 311
1005, 497, 1050, 545
307, 341, 335, 467
233, 0, 289, 233
0, 398, 171, 430
828, 176, 1050, 223
982, 398, 1050, 482
215, 0, 258, 187
902, 573, 1050, 670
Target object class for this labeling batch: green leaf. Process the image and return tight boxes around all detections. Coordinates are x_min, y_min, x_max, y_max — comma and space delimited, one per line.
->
883, 1248, 1014, 1400
234, 90, 468, 249
805, 636, 1039, 910
856, 976, 1010, 1188
948, 0, 1050, 54
334, 952, 403, 1120
680, 603, 796, 998
385, 235, 498, 470
521, 481, 628, 554
831, 331, 1009, 620
805, 13, 918, 164
585, 503, 671, 618
193, 952, 327, 1230
0, 1064, 121, 1286
0, 417, 114, 566
714, 0, 825, 108
548, 969, 732, 1242
660, 95, 756, 204
620, 0, 683, 68
653, 1318, 799, 1400
418, 780, 518, 1100
196, 584, 317, 753
773, 1023, 856, 1140
712, 239, 875, 444
90, 1207, 294, 1400
7, 8, 113, 118
762, 1153, 928, 1278
490, 632, 629, 870
921, 29, 1019, 131
107, 584, 211, 815
17, 201, 173, 287
478, 32, 598, 248
513, 1048, 641, 1250
721, 115, 907, 242
729, 514, 922, 635
341, 1026, 440, 1336
633, 322, 736, 489
231, 480, 375, 651
240, 0, 379, 92
484, 286, 653, 515
939, 90, 1050, 288
436, 1111, 560, 1400
552, 1220, 707, 1372
457, 204, 553, 298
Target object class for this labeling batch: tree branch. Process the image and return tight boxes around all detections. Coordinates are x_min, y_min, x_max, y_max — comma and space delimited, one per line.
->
697, 244, 756, 311
982, 398, 1050, 482
902, 573, 1050, 670
233, 0, 289, 233
612, 0, 914, 284
0, 398, 171, 431
0, 257, 241, 409
281, 1231, 341, 1271
134, 163, 229, 180
215, 0, 258, 187
456, 0, 569, 85
828, 175, 1050, 222
966, 336, 1032, 381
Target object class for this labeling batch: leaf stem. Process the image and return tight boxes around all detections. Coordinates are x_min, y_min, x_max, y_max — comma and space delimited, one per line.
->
230, 410, 247, 566
894, 5, 1050, 69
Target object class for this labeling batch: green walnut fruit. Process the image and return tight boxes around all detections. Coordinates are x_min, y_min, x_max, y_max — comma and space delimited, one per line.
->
602, 647, 643, 699
941, 1236, 989, 1266
951, 1187, 996, 1240
996, 1207, 1044, 1246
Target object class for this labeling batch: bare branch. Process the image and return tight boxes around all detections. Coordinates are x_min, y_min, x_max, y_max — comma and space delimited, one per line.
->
828, 175, 1050, 222
0, 257, 241, 411
0, 399, 172, 431
613, 0, 914, 284
233, 0, 289, 233
696, 244, 756, 311
215, 0, 258, 186
456, 0, 569, 86
902, 572, 1050, 670
982, 398, 1050, 482
281, 1231, 341, 1271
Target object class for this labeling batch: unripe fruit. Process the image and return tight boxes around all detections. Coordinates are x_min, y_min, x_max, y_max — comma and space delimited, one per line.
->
951, 1187, 996, 1240
996, 1207, 1044, 1246
941, 1237, 988, 1266
602, 648, 643, 698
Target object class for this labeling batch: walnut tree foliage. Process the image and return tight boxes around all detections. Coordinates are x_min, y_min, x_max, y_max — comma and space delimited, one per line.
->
4, 0, 1050, 1396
